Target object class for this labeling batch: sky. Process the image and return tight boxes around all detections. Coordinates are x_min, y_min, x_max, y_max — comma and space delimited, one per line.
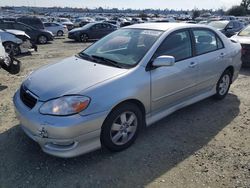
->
0, 0, 243, 10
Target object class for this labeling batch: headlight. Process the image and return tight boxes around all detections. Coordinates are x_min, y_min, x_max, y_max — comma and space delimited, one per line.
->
39, 95, 90, 116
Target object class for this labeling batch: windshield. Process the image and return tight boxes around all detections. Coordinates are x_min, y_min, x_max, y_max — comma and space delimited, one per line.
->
79, 28, 163, 68
208, 21, 229, 30
238, 25, 250, 36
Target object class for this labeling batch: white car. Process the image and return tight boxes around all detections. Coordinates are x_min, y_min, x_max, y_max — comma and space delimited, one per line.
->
44, 22, 68, 36
0, 38, 21, 74
0, 29, 36, 55
14, 23, 241, 158
56, 18, 74, 30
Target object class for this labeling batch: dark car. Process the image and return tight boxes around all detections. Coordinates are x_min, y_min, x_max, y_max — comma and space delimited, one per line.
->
231, 25, 250, 67
0, 21, 53, 44
208, 20, 244, 38
16, 16, 44, 30
68, 22, 117, 42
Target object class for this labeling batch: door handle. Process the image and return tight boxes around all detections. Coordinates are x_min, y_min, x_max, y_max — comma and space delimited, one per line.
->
219, 53, 225, 58
189, 62, 197, 68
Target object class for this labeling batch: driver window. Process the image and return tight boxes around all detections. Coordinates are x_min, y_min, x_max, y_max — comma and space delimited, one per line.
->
154, 30, 192, 62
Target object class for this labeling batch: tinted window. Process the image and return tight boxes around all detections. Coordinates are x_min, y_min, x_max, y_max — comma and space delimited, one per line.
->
193, 29, 223, 55
13, 23, 30, 31
154, 30, 192, 62
0, 23, 13, 29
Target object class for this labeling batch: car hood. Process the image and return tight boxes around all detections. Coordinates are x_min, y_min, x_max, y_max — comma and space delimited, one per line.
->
62, 21, 73, 25
23, 56, 128, 101
69, 27, 84, 33
6, 29, 30, 39
231, 35, 250, 44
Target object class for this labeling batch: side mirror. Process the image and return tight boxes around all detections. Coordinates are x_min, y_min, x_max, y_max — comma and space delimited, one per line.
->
152, 55, 175, 67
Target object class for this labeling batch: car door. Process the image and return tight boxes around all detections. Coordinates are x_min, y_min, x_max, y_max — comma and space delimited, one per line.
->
150, 30, 198, 113
49, 23, 57, 34
13, 23, 36, 41
89, 24, 102, 39
102, 23, 114, 36
191, 28, 227, 94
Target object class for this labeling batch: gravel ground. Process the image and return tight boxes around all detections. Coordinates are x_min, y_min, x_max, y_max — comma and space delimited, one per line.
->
0, 37, 249, 188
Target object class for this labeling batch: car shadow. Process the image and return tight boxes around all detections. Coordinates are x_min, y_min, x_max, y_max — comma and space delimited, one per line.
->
240, 67, 250, 76
0, 85, 8, 92
0, 94, 240, 187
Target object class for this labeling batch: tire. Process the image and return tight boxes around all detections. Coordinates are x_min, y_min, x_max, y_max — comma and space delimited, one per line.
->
101, 103, 143, 152
37, 35, 48, 44
3, 42, 20, 56
213, 70, 232, 100
57, 30, 63, 36
80, 33, 88, 42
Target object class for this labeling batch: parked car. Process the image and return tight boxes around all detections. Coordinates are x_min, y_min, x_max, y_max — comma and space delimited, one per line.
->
231, 24, 250, 67
56, 18, 74, 30
208, 20, 244, 37
44, 22, 67, 36
74, 17, 94, 27
0, 21, 54, 44
68, 22, 117, 42
0, 38, 21, 74
14, 23, 241, 158
2, 29, 37, 55
17, 16, 45, 30
0, 29, 24, 56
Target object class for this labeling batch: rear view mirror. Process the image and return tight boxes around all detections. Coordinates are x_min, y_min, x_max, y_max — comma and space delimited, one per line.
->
152, 55, 175, 67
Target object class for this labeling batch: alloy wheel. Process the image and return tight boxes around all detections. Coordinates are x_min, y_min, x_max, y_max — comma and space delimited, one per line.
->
110, 111, 138, 145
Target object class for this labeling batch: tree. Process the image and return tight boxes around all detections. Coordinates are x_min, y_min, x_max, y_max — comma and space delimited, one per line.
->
241, 0, 250, 11
227, 5, 247, 16
192, 10, 200, 20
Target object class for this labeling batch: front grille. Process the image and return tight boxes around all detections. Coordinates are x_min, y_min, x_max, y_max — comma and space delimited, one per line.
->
20, 85, 37, 109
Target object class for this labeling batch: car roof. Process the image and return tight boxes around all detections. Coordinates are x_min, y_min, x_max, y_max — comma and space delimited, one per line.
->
0, 21, 36, 29
124, 22, 208, 31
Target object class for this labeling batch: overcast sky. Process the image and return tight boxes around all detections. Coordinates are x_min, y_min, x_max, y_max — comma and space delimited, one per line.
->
0, 0, 242, 10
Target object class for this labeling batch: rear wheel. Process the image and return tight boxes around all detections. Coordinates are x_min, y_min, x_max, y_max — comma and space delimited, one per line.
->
80, 33, 88, 42
214, 70, 232, 100
101, 103, 143, 151
57, 30, 63, 36
3, 42, 20, 56
38, 35, 48, 44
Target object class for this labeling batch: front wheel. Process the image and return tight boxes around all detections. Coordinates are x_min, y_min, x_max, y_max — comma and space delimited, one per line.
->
57, 30, 63, 36
80, 33, 88, 42
101, 103, 143, 151
214, 70, 232, 100
38, 35, 48, 44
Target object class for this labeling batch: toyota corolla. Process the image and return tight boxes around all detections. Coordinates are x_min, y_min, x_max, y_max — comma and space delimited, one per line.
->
13, 23, 242, 158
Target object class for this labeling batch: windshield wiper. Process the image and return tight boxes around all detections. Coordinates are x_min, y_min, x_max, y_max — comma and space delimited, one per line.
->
91, 55, 124, 68
77, 52, 95, 61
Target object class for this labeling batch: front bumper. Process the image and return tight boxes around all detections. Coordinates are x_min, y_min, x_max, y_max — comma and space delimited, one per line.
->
13, 89, 108, 158
68, 32, 78, 40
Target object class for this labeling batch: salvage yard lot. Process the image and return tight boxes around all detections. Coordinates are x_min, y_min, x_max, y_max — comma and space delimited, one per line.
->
0, 37, 249, 188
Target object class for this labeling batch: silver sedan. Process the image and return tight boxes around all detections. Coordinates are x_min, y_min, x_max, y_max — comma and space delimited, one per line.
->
13, 23, 242, 158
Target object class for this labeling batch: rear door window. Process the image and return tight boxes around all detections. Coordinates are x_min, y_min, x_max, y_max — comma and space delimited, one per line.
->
192, 29, 224, 55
